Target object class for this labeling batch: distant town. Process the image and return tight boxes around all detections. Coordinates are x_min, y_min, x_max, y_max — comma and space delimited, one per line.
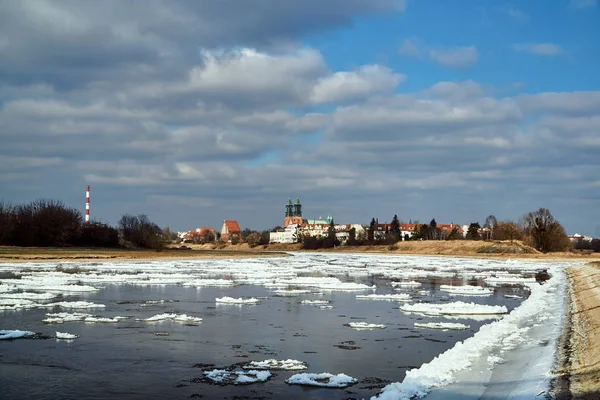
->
178, 198, 600, 252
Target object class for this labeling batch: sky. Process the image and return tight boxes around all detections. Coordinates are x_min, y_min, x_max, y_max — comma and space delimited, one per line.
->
1, 0, 599, 235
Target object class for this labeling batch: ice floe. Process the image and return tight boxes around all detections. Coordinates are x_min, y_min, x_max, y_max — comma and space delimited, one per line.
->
43, 312, 126, 324
0, 329, 36, 340
400, 301, 508, 317
215, 296, 260, 304
286, 372, 357, 388
347, 322, 386, 329
56, 331, 79, 339
0, 292, 56, 300
504, 294, 523, 299
203, 369, 271, 385
182, 279, 235, 287
414, 322, 470, 330
356, 293, 411, 301
273, 289, 312, 296
300, 300, 330, 305
439, 285, 493, 296
484, 276, 536, 286
244, 359, 307, 370
138, 313, 203, 323
391, 281, 422, 287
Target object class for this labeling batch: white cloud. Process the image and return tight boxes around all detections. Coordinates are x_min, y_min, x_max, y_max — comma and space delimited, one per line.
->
310, 65, 405, 104
513, 43, 565, 55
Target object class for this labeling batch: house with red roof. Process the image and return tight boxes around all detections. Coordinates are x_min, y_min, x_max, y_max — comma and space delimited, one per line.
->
220, 220, 241, 242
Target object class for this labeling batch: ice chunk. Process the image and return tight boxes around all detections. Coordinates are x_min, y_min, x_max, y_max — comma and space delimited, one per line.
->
56, 331, 79, 339
347, 322, 386, 329
203, 369, 271, 385
273, 289, 312, 296
182, 279, 235, 287
286, 372, 357, 388
215, 297, 260, 304
356, 293, 411, 301
414, 322, 470, 330
301, 300, 330, 305
0, 329, 36, 340
400, 301, 507, 316
138, 313, 202, 322
484, 276, 536, 286
40, 301, 106, 309
439, 285, 493, 296
391, 281, 422, 287
244, 359, 307, 370
0, 292, 56, 300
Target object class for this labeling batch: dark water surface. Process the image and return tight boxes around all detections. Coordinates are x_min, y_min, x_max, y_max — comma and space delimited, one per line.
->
1, 269, 527, 400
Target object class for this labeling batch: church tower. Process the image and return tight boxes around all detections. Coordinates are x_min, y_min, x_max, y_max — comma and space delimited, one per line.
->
284, 198, 303, 227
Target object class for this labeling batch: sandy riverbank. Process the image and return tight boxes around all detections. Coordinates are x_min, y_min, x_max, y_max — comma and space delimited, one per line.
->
564, 262, 600, 399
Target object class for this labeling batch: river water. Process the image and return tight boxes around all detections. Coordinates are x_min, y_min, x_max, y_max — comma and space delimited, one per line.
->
0, 253, 532, 399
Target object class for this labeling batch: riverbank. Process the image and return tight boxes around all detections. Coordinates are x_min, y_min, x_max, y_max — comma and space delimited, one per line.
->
1, 241, 598, 263
564, 262, 600, 399
0, 246, 288, 263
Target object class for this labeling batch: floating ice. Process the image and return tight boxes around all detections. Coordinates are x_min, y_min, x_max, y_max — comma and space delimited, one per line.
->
414, 322, 470, 330
439, 285, 493, 296
0, 329, 36, 340
138, 313, 203, 323
356, 293, 411, 301
244, 359, 307, 370
215, 297, 260, 304
182, 279, 235, 287
400, 301, 507, 316
286, 372, 357, 388
301, 300, 330, 305
504, 294, 523, 299
347, 322, 386, 329
0, 292, 56, 300
40, 301, 106, 309
43, 312, 126, 324
203, 369, 271, 385
273, 289, 312, 296
391, 281, 422, 287
56, 331, 79, 339
484, 276, 536, 286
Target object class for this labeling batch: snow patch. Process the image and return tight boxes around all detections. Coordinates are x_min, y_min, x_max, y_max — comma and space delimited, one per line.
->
244, 359, 307, 370
286, 372, 357, 388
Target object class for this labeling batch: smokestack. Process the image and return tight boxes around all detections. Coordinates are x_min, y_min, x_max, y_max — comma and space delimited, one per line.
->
85, 185, 90, 226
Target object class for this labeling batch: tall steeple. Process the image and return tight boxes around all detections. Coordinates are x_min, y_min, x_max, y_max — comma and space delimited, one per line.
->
285, 199, 293, 217
294, 197, 302, 217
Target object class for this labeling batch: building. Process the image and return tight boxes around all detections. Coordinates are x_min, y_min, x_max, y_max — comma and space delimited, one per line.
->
220, 220, 241, 242
269, 224, 300, 244
284, 198, 304, 227
182, 227, 216, 243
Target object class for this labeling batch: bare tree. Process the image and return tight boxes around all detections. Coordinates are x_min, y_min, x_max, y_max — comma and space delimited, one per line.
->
484, 215, 498, 240
521, 208, 570, 252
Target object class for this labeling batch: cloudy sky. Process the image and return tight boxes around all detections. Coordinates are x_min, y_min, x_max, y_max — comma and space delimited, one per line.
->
1, 0, 599, 235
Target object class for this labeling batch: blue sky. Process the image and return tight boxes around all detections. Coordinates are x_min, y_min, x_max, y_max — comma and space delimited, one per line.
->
0, 0, 599, 236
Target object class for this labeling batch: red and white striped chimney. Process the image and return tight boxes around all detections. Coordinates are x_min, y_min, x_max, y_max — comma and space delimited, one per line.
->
85, 185, 90, 226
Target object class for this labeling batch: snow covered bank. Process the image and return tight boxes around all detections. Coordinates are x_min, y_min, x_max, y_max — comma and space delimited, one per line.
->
372, 265, 568, 400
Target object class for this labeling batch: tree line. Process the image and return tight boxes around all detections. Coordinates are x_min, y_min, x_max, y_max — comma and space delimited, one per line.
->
338, 208, 575, 253
0, 199, 169, 250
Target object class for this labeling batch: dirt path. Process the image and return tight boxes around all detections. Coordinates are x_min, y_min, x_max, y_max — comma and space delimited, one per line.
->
565, 262, 600, 399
